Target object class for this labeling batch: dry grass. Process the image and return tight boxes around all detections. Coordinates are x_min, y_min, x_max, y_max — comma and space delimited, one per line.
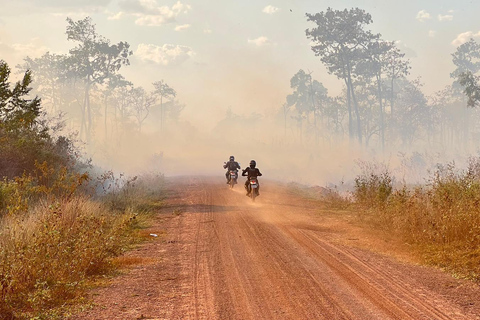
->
353, 159, 480, 281
0, 173, 165, 320
0, 197, 135, 319
112, 256, 152, 268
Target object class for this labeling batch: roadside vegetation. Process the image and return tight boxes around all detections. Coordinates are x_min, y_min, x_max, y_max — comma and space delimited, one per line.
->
352, 159, 480, 281
0, 60, 165, 320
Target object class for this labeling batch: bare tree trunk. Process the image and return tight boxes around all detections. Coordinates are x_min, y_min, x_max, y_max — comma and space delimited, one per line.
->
463, 96, 469, 151
347, 71, 362, 144
81, 84, 89, 142
377, 74, 385, 151
104, 95, 108, 142
390, 79, 394, 116
160, 96, 163, 132
52, 82, 57, 114
308, 76, 318, 146
114, 101, 118, 140
84, 82, 92, 144
344, 79, 353, 140
87, 89, 91, 143
80, 103, 87, 141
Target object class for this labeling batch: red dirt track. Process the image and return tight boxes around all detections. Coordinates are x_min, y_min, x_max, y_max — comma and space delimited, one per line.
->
73, 176, 480, 320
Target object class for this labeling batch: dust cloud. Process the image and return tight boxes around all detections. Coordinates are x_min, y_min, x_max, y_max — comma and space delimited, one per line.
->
85, 99, 469, 190
82, 47, 475, 190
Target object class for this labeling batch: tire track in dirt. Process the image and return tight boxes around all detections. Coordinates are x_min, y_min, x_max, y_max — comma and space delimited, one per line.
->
303, 230, 461, 319
170, 176, 221, 319
226, 198, 399, 319
231, 206, 354, 319
281, 226, 456, 319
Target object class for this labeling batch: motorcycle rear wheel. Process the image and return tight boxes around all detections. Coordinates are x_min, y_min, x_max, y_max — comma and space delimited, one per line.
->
251, 188, 256, 202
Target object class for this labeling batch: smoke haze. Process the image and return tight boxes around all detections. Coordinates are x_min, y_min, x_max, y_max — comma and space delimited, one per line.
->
2, 1, 480, 189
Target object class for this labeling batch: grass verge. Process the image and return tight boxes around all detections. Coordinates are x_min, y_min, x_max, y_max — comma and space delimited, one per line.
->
352, 159, 480, 281
0, 173, 165, 320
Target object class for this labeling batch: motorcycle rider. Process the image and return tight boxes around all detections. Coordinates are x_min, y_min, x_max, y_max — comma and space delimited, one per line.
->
242, 160, 262, 196
223, 155, 241, 184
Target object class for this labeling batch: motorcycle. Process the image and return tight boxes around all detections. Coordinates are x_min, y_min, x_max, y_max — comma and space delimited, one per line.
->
228, 170, 238, 188
248, 177, 259, 202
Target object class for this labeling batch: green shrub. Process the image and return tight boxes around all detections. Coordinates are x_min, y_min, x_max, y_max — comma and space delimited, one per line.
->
0, 161, 89, 217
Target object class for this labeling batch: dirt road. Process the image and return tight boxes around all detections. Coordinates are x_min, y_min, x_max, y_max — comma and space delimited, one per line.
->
74, 176, 480, 320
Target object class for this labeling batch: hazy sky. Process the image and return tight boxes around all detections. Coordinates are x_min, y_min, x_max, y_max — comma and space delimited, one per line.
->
1, 0, 480, 129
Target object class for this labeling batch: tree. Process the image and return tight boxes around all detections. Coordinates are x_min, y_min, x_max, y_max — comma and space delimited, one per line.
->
459, 71, 480, 107
310, 78, 328, 144
430, 86, 462, 148
102, 74, 131, 140
323, 96, 347, 139
306, 7, 379, 143
392, 78, 428, 147
0, 60, 42, 132
153, 80, 176, 131
451, 39, 480, 92
287, 70, 314, 115
18, 52, 68, 114
450, 40, 480, 147
362, 41, 410, 149
0, 60, 76, 178
129, 87, 156, 132
356, 40, 390, 149
286, 70, 311, 143
286, 69, 328, 144
165, 99, 185, 123
384, 45, 410, 116
65, 16, 132, 143
353, 78, 380, 147
109, 82, 134, 140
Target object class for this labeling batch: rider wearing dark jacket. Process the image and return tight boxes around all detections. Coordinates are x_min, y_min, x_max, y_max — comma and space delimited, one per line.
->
223, 156, 241, 183
242, 160, 262, 195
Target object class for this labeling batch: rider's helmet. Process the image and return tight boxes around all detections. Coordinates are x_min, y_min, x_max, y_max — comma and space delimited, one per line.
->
229, 155, 235, 161
249, 160, 256, 168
